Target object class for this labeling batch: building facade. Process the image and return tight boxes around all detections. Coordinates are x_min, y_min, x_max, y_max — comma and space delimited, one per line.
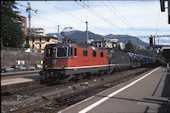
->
29, 28, 46, 37
91, 38, 117, 48
117, 42, 125, 50
14, 15, 27, 35
91, 38, 125, 50
25, 36, 58, 53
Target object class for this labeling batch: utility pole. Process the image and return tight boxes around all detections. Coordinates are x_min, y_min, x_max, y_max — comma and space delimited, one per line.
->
27, 2, 31, 38
57, 25, 60, 42
168, 0, 170, 24
153, 36, 155, 46
86, 21, 88, 44
137, 37, 139, 51
150, 35, 153, 50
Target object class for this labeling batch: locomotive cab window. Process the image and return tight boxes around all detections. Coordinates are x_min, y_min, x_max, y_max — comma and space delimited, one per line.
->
100, 52, 104, 57
56, 47, 68, 57
83, 50, 88, 56
45, 48, 53, 57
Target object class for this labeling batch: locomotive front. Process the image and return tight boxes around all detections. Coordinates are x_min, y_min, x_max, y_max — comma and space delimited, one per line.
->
41, 43, 73, 81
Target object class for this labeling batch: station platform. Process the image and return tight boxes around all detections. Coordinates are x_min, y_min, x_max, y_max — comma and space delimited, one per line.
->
1, 75, 39, 86
58, 67, 170, 113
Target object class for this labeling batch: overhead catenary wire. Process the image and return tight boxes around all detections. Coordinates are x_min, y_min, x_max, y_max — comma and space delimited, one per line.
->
18, 8, 72, 33
19, 5, 108, 36
104, 0, 144, 45
107, 0, 169, 45
16, 1, 169, 42
102, 1, 132, 31
32, 14, 66, 26
106, 0, 142, 36
79, 1, 128, 34
46, 1, 113, 35
46, 1, 85, 22
17, 1, 136, 36
154, 20, 169, 36
76, 1, 128, 34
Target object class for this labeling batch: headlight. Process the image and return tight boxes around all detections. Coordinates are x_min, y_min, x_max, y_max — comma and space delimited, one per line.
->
61, 65, 65, 69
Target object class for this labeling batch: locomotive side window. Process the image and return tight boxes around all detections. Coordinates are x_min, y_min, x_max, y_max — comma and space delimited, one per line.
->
68, 47, 72, 57
83, 50, 88, 56
100, 52, 104, 57
57, 47, 67, 57
45, 48, 53, 57
93, 51, 96, 57
74, 48, 77, 57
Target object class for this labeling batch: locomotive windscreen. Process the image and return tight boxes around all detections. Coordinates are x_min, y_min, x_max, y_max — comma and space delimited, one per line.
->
57, 47, 67, 57
45, 48, 53, 57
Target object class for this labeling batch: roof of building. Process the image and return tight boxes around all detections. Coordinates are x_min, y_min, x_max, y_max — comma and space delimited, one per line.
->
32, 36, 58, 39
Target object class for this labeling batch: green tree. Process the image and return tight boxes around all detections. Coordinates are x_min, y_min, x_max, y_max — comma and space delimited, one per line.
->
137, 49, 151, 56
1, 1, 24, 48
125, 40, 134, 52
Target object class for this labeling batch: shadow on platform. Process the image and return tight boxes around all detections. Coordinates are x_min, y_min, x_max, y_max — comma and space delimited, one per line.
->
158, 70, 170, 113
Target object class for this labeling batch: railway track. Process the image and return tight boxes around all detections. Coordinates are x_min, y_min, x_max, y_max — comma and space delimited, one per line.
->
1, 66, 157, 113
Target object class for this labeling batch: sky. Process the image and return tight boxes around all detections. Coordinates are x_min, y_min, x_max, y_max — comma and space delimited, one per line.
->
16, 0, 170, 45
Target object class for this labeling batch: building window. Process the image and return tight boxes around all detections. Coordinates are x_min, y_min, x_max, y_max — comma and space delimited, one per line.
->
22, 18, 25, 22
74, 48, 77, 57
100, 52, 104, 57
93, 51, 96, 57
46, 38, 49, 42
83, 50, 88, 56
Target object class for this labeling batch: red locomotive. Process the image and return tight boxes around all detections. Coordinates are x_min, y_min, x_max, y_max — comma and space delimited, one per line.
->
40, 42, 162, 83
41, 42, 109, 82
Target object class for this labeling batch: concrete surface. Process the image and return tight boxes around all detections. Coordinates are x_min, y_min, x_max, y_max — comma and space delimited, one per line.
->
58, 67, 170, 113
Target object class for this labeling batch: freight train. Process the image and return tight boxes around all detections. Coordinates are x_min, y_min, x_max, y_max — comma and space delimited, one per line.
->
40, 42, 162, 83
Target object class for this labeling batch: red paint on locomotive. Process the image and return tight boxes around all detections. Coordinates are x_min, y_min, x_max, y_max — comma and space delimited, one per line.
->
43, 44, 108, 70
